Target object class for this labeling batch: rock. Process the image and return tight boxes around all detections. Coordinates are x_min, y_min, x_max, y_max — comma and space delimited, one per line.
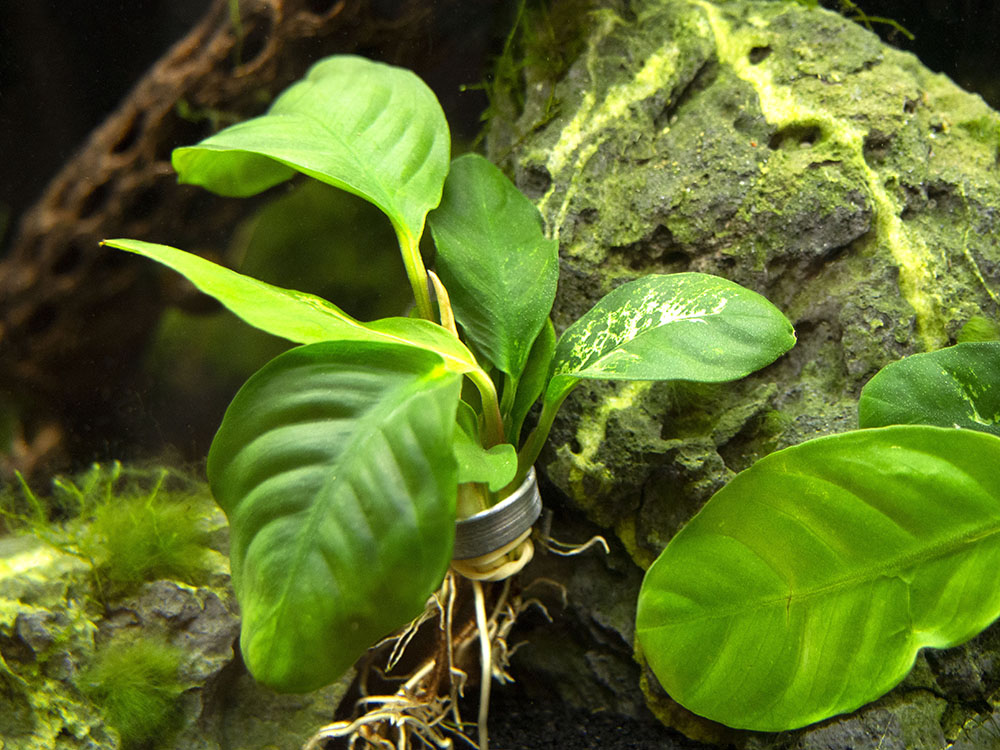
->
0, 536, 109, 749
0, 490, 351, 749
489, 0, 1000, 746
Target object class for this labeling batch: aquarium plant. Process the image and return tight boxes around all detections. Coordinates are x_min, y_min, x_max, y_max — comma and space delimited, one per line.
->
636, 341, 1000, 731
104, 54, 794, 742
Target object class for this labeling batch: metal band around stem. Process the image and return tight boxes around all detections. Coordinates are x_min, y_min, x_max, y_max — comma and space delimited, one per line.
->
452, 469, 542, 560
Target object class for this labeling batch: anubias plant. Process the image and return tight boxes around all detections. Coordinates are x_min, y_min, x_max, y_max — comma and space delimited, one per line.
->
105, 55, 794, 745
637, 341, 1000, 732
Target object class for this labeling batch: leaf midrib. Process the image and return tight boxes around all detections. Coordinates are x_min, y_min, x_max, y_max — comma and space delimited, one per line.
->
281, 92, 439, 236
263, 366, 447, 638
646, 507, 1000, 628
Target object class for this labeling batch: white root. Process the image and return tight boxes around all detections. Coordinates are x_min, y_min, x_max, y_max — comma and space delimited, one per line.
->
303, 528, 608, 750
472, 580, 492, 750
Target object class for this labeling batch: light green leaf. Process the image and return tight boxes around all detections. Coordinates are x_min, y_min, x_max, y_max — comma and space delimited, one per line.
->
636, 425, 1000, 731
208, 341, 461, 692
365, 318, 481, 375
104, 238, 364, 344
859, 342, 1000, 435
453, 402, 517, 491
428, 154, 558, 379
102, 239, 479, 374
172, 55, 450, 248
547, 273, 795, 404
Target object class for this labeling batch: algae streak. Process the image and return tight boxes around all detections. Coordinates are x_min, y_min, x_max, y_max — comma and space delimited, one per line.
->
691, 0, 945, 348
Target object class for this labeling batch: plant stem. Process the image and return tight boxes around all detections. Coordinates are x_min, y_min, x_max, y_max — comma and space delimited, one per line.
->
467, 368, 505, 448
515, 390, 570, 483
397, 228, 435, 321
456, 483, 490, 519
428, 270, 458, 336
499, 372, 516, 423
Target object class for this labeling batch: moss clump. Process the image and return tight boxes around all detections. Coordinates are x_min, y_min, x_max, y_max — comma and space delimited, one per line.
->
79, 635, 186, 748
957, 315, 1000, 343
1, 462, 217, 595
479, 0, 598, 148
84, 491, 212, 589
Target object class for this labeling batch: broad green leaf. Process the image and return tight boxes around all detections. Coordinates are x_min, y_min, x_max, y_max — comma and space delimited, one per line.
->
636, 425, 1000, 731
859, 342, 1000, 435
172, 55, 450, 247
453, 402, 517, 491
428, 154, 558, 379
208, 341, 461, 692
103, 239, 479, 374
546, 273, 795, 404
508, 319, 556, 444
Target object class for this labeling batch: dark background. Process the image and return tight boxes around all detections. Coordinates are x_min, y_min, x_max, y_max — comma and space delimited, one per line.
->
0, 1, 213, 254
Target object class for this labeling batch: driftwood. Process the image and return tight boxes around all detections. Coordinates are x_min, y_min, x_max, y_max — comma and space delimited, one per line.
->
0, 0, 486, 479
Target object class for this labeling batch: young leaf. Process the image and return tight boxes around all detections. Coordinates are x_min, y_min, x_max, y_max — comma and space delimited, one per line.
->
546, 273, 795, 404
428, 154, 558, 380
171, 55, 450, 251
508, 319, 556, 444
102, 239, 479, 374
636, 425, 1000, 731
454, 402, 517, 492
207, 341, 462, 692
859, 342, 1000, 435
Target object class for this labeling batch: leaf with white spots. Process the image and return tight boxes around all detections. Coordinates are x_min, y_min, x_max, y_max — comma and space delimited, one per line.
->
546, 273, 795, 404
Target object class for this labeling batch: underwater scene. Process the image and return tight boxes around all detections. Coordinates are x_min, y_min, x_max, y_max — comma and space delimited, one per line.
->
3, 1, 1000, 748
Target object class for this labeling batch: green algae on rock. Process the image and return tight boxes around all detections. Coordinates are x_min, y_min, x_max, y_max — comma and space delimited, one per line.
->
488, 0, 1000, 744
491, 0, 1000, 581
0, 465, 351, 749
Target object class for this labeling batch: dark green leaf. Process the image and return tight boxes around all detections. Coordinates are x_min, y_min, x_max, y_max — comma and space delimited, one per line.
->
547, 273, 795, 404
428, 154, 558, 379
859, 342, 1000, 435
636, 425, 1000, 730
207, 341, 461, 692
508, 319, 556, 444
172, 55, 450, 248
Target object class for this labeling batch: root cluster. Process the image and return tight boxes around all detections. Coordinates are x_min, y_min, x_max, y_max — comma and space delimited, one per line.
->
303, 532, 607, 750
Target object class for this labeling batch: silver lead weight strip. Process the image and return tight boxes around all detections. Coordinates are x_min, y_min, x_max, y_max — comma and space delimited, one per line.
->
452, 469, 542, 560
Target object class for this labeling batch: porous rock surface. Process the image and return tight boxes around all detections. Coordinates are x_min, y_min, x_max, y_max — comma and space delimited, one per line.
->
489, 0, 1000, 747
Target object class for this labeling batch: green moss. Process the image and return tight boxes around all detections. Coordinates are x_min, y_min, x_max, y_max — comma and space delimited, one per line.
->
80, 635, 186, 748
2, 462, 218, 595
83, 493, 212, 589
516, 0, 596, 86
480, 0, 599, 148
957, 316, 1000, 343
1, 462, 117, 529
958, 115, 1000, 147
